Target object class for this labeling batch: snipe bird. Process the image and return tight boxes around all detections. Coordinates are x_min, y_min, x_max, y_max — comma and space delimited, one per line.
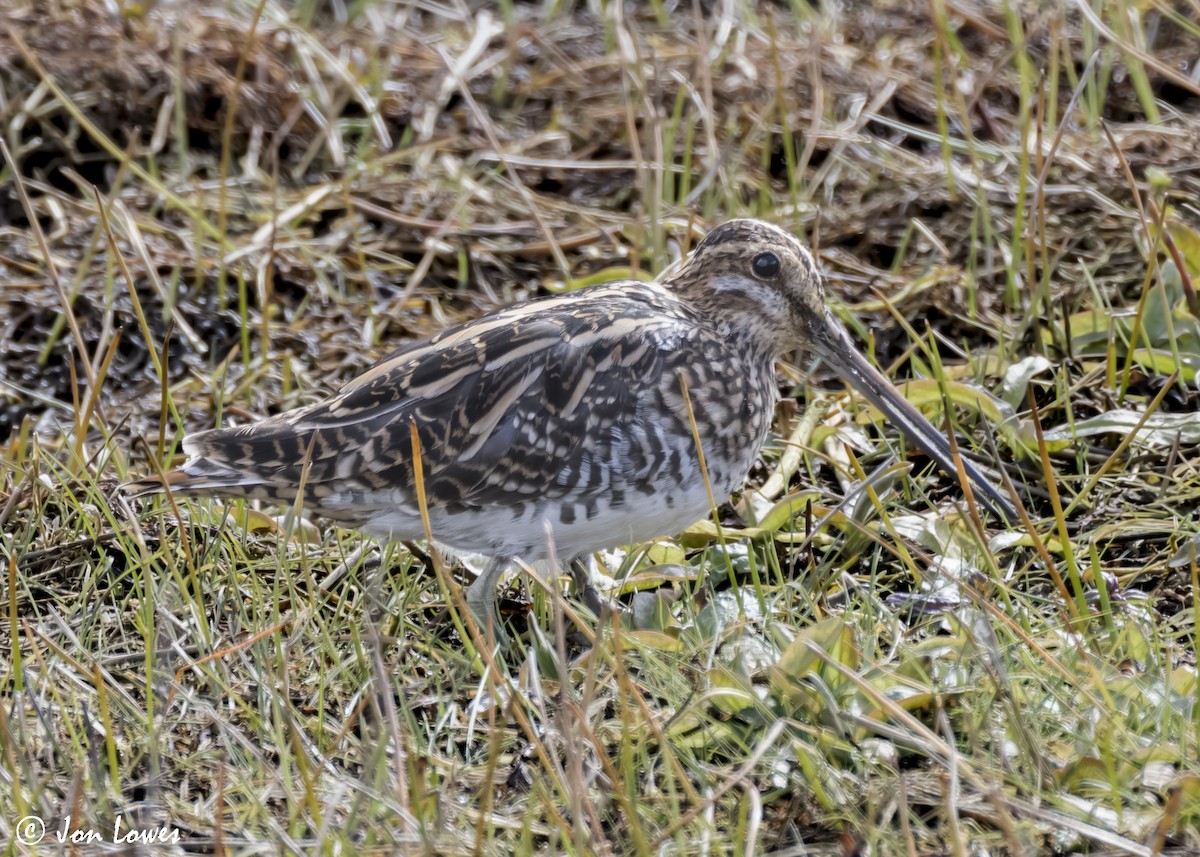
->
133, 219, 1014, 638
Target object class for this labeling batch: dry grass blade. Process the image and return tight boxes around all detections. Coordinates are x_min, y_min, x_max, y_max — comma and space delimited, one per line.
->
0, 139, 96, 397
0, 0, 1196, 853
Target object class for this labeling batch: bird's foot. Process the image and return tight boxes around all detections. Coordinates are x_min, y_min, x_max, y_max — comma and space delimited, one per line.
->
464, 556, 512, 650
568, 558, 622, 622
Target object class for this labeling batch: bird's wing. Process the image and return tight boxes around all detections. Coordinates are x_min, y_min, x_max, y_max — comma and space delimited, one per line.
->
174, 285, 702, 511
345, 300, 699, 511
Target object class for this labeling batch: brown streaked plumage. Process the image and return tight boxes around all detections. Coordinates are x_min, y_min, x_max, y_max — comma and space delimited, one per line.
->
131, 219, 1014, 639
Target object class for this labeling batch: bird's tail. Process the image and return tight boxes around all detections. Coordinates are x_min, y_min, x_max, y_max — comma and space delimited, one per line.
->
123, 456, 276, 501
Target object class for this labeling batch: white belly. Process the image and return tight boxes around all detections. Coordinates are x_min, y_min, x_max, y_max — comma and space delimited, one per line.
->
361, 477, 716, 561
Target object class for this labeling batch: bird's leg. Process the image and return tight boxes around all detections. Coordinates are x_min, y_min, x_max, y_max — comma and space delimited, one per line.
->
465, 555, 512, 647
568, 556, 607, 618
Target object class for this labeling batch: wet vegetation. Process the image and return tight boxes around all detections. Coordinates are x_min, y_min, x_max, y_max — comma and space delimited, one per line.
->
1, 0, 1199, 853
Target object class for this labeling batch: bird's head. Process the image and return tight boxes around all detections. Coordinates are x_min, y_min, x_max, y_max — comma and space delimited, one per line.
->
662, 218, 1016, 522
662, 218, 827, 357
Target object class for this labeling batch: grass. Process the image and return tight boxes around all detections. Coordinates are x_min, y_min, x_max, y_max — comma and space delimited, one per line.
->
1, 0, 1199, 853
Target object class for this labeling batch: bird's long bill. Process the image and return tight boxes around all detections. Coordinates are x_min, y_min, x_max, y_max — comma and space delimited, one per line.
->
810, 312, 1016, 522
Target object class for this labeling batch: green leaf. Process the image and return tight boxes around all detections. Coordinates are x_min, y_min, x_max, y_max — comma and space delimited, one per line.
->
769, 618, 857, 712
852, 378, 1045, 455
1045, 409, 1200, 449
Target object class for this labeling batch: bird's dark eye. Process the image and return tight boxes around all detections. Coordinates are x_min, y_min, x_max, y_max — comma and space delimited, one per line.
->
751, 252, 780, 280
